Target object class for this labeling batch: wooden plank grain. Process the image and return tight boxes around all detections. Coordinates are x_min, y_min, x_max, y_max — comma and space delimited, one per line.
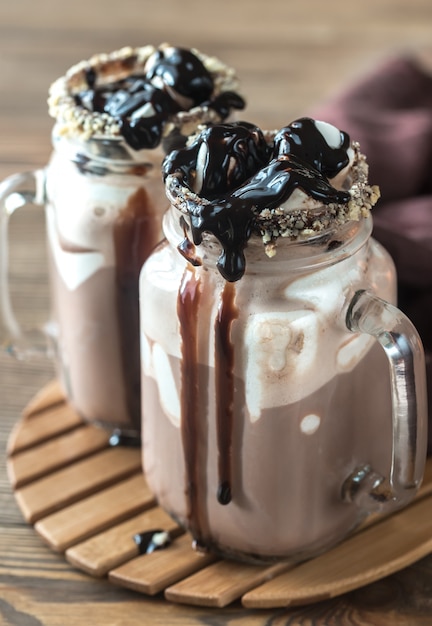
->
7, 424, 110, 488
165, 559, 291, 608
242, 494, 432, 609
7, 402, 84, 455
34, 473, 156, 552
14, 447, 142, 523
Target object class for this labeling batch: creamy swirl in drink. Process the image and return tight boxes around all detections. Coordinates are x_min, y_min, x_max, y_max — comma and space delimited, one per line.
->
45, 45, 245, 438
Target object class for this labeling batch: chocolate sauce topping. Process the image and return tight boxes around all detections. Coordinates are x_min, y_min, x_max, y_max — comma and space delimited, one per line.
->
272, 117, 351, 179
145, 47, 213, 106
113, 186, 160, 432
74, 47, 245, 150
214, 282, 238, 505
163, 122, 270, 198
163, 118, 354, 282
177, 267, 208, 542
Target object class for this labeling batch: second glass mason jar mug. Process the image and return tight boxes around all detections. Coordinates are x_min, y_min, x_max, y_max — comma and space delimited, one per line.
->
139, 204, 428, 563
0, 131, 167, 439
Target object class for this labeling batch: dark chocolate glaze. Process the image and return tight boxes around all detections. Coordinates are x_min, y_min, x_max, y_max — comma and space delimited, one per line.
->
177, 216, 202, 267
176, 266, 239, 543
145, 47, 213, 106
162, 121, 269, 199
177, 266, 207, 543
205, 91, 246, 121
272, 117, 351, 179
113, 186, 160, 432
74, 47, 245, 150
214, 281, 239, 505
164, 118, 353, 282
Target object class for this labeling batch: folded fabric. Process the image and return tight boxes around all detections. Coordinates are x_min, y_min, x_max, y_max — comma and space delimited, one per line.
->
311, 55, 432, 452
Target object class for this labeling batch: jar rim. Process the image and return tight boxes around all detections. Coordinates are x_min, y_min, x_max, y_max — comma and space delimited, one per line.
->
164, 202, 374, 275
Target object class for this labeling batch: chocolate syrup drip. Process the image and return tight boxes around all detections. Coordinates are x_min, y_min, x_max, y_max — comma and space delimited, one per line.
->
177, 238, 202, 267
214, 282, 238, 505
177, 216, 202, 267
164, 118, 352, 282
74, 47, 245, 150
113, 186, 160, 431
191, 199, 255, 282
177, 267, 206, 542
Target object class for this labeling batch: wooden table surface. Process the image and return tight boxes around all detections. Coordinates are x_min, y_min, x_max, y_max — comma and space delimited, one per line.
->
2, 1, 432, 624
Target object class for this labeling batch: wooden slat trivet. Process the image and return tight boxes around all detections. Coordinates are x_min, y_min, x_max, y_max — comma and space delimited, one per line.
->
7, 380, 432, 609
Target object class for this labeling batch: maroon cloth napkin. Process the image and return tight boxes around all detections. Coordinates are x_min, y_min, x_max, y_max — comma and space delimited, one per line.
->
311, 55, 432, 452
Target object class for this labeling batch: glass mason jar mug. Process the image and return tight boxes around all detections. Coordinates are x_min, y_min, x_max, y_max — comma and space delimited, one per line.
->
0, 44, 245, 441
140, 204, 428, 563
0, 132, 166, 438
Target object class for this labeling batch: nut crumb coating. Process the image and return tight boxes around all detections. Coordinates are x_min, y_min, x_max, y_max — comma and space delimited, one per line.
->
258, 145, 380, 256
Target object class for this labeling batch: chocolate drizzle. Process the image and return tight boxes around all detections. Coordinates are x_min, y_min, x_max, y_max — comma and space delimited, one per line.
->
113, 186, 160, 431
272, 118, 351, 179
214, 281, 238, 505
177, 216, 202, 267
177, 266, 239, 544
177, 266, 206, 542
145, 47, 213, 107
163, 118, 354, 282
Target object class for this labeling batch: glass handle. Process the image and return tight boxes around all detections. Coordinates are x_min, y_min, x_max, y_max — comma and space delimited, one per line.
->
0, 169, 47, 358
343, 289, 428, 513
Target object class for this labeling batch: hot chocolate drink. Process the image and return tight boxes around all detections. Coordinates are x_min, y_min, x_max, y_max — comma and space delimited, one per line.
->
140, 119, 427, 561
45, 44, 245, 437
